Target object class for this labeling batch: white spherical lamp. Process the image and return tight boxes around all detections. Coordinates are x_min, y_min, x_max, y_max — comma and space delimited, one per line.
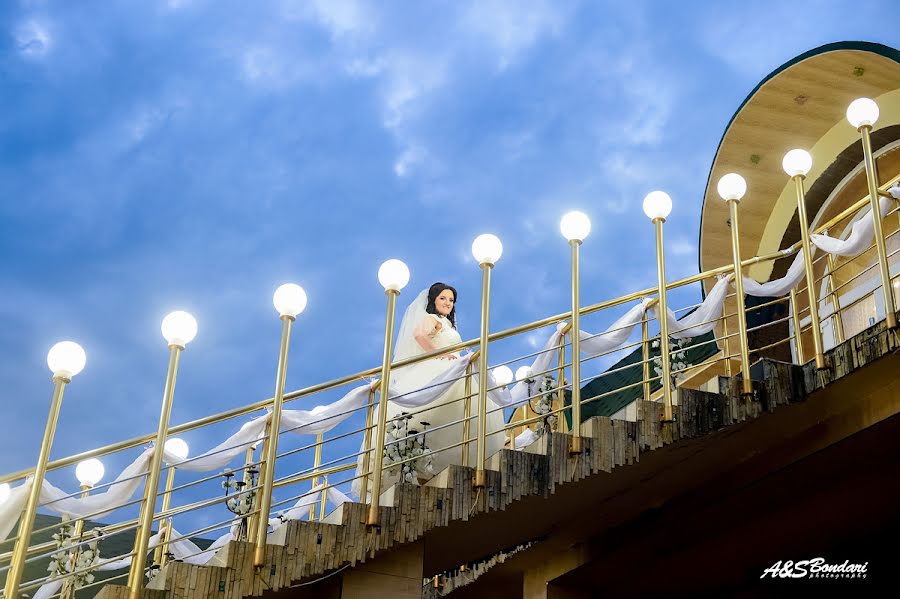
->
846, 98, 879, 129
471, 234, 503, 265
716, 173, 747, 202
560, 211, 591, 242
782, 149, 812, 178
377, 259, 410, 291
75, 458, 105, 487
492, 365, 513, 387
161, 311, 197, 347
0, 482, 10, 505
515, 366, 533, 382
273, 283, 307, 318
642, 191, 672, 221
165, 437, 190, 462
47, 341, 86, 379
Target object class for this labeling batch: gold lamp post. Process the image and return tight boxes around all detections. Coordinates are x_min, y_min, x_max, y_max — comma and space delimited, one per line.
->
471, 234, 503, 488
847, 97, 897, 329
717, 173, 754, 397
153, 438, 189, 567
367, 259, 410, 526
254, 283, 307, 568
560, 211, 591, 453
783, 150, 827, 370
5, 341, 86, 599
643, 192, 675, 421
60, 458, 104, 599
127, 310, 196, 599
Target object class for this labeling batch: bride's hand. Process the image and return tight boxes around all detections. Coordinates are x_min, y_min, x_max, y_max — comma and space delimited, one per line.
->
442, 353, 459, 360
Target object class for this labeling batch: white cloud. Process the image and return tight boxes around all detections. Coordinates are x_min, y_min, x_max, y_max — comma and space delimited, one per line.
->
460, 0, 566, 70
394, 144, 426, 177
14, 19, 52, 58
306, 0, 372, 39
669, 237, 696, 257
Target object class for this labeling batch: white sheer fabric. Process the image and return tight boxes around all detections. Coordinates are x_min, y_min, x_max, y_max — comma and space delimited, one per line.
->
741, 185, 899, 297
0, 479, 32, 541
742, 248, 810, 298
810, 194, 893, 256
281, 384, 374, 436
393, 289, 432, 363
514, 429, 539, 449
268, 483, 352, 531
509, 332, 563, 405
40, 448, 154, 520
579, 297, 655, 349
652, 275, 732, 339
164, 420, 267, 473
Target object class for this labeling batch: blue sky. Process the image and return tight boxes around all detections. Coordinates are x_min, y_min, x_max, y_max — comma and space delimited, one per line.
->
2, 0, 898, 531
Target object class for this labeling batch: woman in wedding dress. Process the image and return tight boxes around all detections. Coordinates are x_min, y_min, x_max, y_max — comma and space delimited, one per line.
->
354, 282, 506, 498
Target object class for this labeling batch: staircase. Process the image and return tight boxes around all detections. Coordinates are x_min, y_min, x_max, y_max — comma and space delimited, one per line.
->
94, 318, 900, 598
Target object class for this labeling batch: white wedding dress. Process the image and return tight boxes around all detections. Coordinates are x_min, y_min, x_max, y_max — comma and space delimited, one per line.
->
353, 290, 506, 500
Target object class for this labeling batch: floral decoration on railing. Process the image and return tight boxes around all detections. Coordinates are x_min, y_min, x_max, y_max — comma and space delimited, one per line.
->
48, 515, 101, 590
384, 412, 434, 483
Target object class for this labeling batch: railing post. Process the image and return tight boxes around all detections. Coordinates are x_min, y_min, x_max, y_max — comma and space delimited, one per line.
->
791, 174, 828, 370
556, 326, 570, 434
253, 315, 294, 568
128, 344, 183, 598
367, 288, 400, 526
721, 309, 733, 377
641, 304, 652, 402
568, 238, 583, 454
474, 262, 493, 488
790, 289, 805, 363
461, 359, 474, 467
318, 475, 329, 521
726, 197, 754, 397
152, 465, 177, 567
4, 377, 67, 599
360, 385, 377, 504
653, 217, 674, 422
858, 123, 897, 329
61, 483, 92, 599
244, 445, 259, 542
309, 433, 324, 520
826, 254, 845, 344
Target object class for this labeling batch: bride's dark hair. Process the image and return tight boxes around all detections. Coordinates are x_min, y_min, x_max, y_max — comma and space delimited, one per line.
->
426, 282, 458, 329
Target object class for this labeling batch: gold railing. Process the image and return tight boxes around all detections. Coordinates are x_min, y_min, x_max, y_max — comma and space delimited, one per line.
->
1, 131, 898, 599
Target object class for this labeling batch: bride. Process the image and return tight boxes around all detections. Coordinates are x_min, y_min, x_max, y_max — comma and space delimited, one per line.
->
354, 282, 506, 498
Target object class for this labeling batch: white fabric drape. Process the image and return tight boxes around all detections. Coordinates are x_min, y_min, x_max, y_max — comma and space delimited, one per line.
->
1, 383, 374, 542
810, 194, 894, 256
165, 419, 268, 473
387, 352, 514, 408
508, 299, 653, 406
741, 185, 899, 297
40, 448, 153, 520
0, 480, 32, 541
653, 276, 731, 339
281, 384, 372, 436
509, 332, 563, 405
578, 298, 655, 351
514, 429, 539, 449
269, 483, 353, 531
166, 526, 237, 566
742, 248, 810, 298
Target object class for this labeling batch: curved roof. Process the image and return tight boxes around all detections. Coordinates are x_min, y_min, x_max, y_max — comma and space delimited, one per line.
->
699, 41, 900, 292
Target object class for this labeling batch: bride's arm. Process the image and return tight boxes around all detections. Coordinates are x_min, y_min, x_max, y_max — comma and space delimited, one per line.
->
413, 316, 441, 352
